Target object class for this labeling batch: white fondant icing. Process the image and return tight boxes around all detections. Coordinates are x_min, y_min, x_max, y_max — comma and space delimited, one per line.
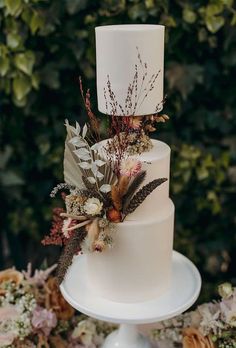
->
95, 25, 165, 116
86, 199, 174, 302
97, 138, 171, 219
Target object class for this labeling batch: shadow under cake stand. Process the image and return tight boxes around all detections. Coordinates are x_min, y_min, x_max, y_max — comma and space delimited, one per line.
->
60, 251, 201, 348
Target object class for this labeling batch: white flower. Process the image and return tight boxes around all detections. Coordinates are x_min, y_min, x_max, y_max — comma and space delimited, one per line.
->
83, 198, 103, 216
218, 282, 234, 299
72, 319, 96, 345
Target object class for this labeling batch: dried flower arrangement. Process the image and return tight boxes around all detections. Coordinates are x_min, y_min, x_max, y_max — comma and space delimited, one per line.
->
42, 49, 169, 284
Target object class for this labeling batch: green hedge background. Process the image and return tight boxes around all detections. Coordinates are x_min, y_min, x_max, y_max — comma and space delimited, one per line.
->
1, 0, 236, 302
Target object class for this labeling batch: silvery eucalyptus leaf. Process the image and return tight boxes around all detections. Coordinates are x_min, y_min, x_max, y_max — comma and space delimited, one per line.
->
96, 171, 104, 180
78, 162, 92, 170
69, 136, 86, 148
87, 177, 96, 184
95, 159, 106, 167
100, 184, 111, 193
82, 123, 88, 138
74, 148, 91, 161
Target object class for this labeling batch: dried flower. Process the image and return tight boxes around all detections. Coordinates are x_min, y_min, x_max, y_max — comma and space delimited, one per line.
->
42, 208, 66, 246
129, 116, 143, 129
183, 328, 215, 348
98, 218, 109, 228
66, 194, 87, 216
72, 320, 96, 346
107, 208, 122, 223
31, 306, 57, 336
120, 159, 142, 178
83, 198, 103, 216
0, 269, 23, 294
46, 277, 75, 320
220, 290, 236, 327
218, 283, 234, 299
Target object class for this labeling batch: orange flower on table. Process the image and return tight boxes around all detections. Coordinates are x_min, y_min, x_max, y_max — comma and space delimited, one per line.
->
46, 277, 75, 320
0, 268, 23, 294
183, 328, 215, 348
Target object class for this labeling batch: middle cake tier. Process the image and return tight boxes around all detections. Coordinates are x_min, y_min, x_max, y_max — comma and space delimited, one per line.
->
97, 138, 171, 220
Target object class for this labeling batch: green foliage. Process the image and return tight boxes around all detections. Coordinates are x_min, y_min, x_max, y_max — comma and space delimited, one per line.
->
1, 0, 236, 300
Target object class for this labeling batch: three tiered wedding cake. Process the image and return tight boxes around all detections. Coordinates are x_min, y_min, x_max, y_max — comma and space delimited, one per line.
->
87, 25, 174, 302
42, 24, 175, 304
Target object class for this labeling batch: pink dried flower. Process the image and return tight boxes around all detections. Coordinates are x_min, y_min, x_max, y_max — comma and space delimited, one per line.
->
31, 306, 57, 336
129, 116, 143, 129
120, 159, 142, 177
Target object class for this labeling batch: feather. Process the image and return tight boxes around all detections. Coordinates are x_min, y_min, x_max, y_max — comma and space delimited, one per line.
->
56, 228, 87, 284
123, 178, 167, 217
122, 171, 146, 212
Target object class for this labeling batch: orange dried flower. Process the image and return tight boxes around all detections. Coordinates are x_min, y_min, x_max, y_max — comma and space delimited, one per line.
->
0, 269, 23, 295
107, 208, 122, 222
46, 277, 75, 320
183, 328, 215, 348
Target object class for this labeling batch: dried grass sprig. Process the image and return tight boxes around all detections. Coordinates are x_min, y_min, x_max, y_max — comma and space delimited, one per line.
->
123, 178, 167, 217
79, 76, 100, 142
56, 228, 87, 285
117, 176, 130, 196
111, 185, 122, 211
122, 170, 146, 212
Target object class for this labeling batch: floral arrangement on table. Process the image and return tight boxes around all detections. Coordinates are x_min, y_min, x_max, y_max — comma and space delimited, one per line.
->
42, 51, 170, 285
0, 264, 235, 348
0, 264, 116, 348
149, 282, 236, 348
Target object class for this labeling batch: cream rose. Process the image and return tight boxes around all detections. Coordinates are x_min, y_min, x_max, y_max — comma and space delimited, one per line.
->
83, 198, 103, 216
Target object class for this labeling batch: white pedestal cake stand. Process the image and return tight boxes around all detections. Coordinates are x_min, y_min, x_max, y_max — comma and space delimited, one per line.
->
60, 251, 201, 348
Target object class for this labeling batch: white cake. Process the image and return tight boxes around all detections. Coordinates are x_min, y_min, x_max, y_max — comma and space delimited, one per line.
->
96, 24, 165, 116
85, 25, 175, 303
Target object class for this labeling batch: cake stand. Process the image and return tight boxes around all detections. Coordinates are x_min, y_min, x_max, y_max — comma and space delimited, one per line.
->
60, 251, 201, 348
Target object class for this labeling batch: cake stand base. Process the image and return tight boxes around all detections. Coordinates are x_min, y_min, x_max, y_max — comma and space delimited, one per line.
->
102, 324, 151, 348
60, 251, 201, 347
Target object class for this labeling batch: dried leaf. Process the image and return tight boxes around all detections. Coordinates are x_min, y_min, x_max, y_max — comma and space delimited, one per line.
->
74, 148, 91, 161
95, 159, 106, 167
82, 123, 88, 138
100, 184, 111, 193
64, 134, 85, 188
78, 162, 92, 170
69, 136, 86, 147
87, 177, 96, 184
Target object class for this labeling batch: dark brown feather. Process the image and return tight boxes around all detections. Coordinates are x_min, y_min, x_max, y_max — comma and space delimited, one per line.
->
123, 177, 167, 217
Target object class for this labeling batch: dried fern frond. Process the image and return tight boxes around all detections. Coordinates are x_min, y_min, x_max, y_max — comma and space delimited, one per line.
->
123, 178, 167, 217
122, 171, 146, 212
56, 228, 87, 285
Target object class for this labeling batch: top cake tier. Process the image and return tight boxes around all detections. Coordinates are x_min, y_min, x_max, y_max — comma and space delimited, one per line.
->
95, 24, 165, 116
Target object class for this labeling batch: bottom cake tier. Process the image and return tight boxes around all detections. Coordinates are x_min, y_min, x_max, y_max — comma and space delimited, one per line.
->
85, 199, 175, 303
